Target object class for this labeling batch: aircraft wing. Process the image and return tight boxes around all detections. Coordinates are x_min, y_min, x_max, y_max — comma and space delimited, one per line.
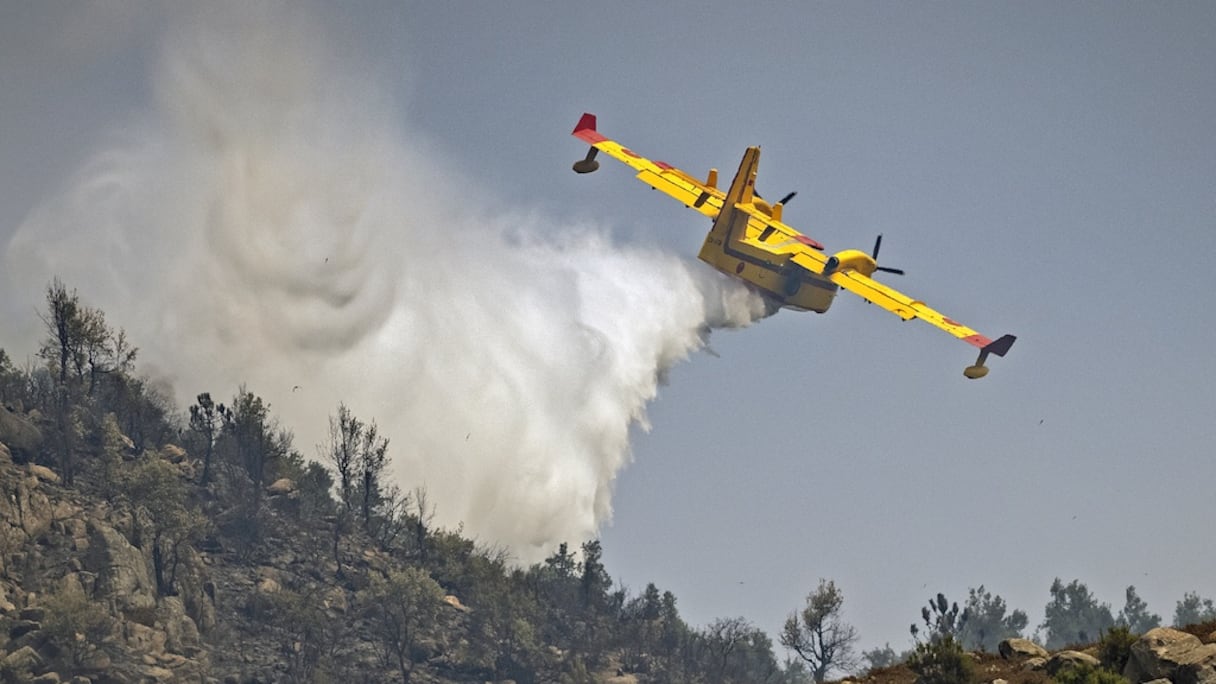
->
572, 113, 724, 219
814, 258, 1016, 373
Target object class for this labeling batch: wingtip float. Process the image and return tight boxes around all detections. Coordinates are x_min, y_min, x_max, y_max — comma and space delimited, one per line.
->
570, 112, 1016, 379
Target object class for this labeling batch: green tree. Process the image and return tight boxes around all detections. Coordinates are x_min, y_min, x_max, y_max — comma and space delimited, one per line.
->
780, 579, 859, 683
704, 616, 780, 683
219, 386, 291, 548
906, 635, 974, 684
122, 451, 208, 596
913, 593, 969, 643
466, 565, 549, 681
40, 579, 115, 672
188, 392, 225, 485
579, 539, 612, 610
295, 460, 336, 519
269, 587, 352, 684
907, 595, 975, 684
0, 348, 26, 404
38, 279, 90, 482
957, 585, 1028, 652
224, 387, 286, 493
1116, 585, 1161, 633
1041, 578, 1115, 648
1097, 625, 1137, 673
1173, 591, 1216, 627
545, 542, 577, 580
37, 278, 136, 397
361, 566, 446, 683
1053, 661, 1130, 684
862, 643, 901, 670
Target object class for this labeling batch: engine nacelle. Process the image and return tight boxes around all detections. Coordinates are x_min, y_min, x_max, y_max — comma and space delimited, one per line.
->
822, 249, 878, 277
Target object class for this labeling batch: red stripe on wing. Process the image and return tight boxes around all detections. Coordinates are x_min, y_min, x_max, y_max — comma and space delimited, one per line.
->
794, 235, 825, 250
963, 334, 993, 349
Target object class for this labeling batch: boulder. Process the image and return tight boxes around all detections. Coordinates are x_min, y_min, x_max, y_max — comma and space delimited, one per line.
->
123, 620, 167, 655
411, 637, 443, 662
141, 665, 175, 682
1, 645, 44, 675
27, 463, 61, 484
443, 594, 470, 612
0, 407, 42, 461
1, 473, 56, 538
323, 586, 348, 614
9, 618, 41, 639
170, 545, 216, 634
84, 520, 156, 614
19, 606, 46, 621
1125, 627, 1216, 684
1021, 657, 1046, 671
159, 596, 202, 655
76, 649, 112, 672
1046, 650, 1101, 676
1000, 637, 1049, 660
266, 478, 295, 495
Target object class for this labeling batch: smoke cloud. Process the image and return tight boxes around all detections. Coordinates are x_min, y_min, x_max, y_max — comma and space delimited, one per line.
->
2, 6, 768, 559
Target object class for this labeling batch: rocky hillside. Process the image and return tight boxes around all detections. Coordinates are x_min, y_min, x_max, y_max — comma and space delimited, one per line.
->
861, 634, 1216, 684
0, 423, 481, 683
4, 412, 1216, 684
3, 391, 1216, 684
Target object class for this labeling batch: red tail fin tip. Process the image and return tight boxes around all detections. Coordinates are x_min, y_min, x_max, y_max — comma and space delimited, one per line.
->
574, 113, 597, 135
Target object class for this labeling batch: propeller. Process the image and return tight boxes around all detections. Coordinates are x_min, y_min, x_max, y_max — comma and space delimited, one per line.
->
754, 190, 797, 205
871, 234, 905, 276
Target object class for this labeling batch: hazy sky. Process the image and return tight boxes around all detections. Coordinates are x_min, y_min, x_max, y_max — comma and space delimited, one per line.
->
3, 1, 1215, 655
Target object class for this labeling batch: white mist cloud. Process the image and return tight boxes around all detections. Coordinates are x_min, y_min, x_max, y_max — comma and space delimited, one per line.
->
2, 5, 769, 560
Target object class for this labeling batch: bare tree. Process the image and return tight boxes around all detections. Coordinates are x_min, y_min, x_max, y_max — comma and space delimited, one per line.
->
704, 616, 778, 682
781, 579, 859, 682
321, 403, 390, 532
410, 486, 436, 560
323, 403, 361, 510
356, 419, 389, 532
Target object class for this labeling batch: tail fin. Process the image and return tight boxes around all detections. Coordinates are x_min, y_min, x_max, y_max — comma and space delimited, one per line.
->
703, 146, 762, 250
724, 147, 760, 207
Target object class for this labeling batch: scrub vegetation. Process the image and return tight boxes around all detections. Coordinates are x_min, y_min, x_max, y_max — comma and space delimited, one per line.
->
0, 280, 1213, 683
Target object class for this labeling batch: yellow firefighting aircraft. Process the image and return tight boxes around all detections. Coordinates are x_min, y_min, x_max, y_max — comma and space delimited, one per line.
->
571, 113, 1015, 379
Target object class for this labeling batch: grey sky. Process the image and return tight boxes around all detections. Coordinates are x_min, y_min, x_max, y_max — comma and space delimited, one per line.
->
3, 1, 1215, 654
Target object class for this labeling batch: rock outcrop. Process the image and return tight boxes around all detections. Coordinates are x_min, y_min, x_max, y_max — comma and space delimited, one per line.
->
0, 406, 42, 461
1046, 650, 1102, 675
999, 637, 1049, 660
1125, 627, 1216, 684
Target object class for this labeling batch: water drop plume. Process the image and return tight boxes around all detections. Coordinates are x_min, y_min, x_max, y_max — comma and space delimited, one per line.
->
2, 4, 770, 560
